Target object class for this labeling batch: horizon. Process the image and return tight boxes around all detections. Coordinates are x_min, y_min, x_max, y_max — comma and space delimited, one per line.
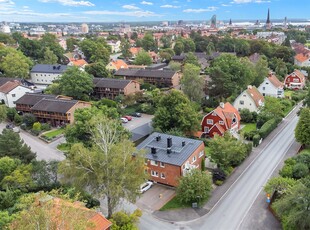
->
0, 0, 309, 23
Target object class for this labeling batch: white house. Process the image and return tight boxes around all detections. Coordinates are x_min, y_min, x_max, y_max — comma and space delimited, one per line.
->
0, 80, 34, 108
107, 40, 121, 53
233, 85, 264, 113
294, 53, 310, 67
258, 73, 284, 98
30, 64, 68, 86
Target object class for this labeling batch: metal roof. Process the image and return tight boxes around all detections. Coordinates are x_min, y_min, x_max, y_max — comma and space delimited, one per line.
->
93, 78, 131, 89
31, 64, 68, 74
136, 132, 203, 166
114, 69, 176, 79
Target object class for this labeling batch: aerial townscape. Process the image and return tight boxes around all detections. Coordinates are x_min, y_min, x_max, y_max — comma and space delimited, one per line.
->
0, 0, 310, 229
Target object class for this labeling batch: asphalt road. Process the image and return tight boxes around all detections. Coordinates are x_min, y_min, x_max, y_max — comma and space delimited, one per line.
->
187, 114, 299, 230
0, 123, 65, 161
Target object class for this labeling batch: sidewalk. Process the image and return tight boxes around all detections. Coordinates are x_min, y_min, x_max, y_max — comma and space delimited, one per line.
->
152, 102, 302, 222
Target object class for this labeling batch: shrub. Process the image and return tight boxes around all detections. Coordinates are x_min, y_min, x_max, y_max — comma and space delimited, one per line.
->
215, 180, 223, 186
246, 143, 253, 155
292, 163, 309, 179
204, 107, 214, 113
240, 109, 253, 123
140, 103, 155, 114
14, 114, 22, 125
41, 123, 51, 132
253, 134, 261, 147
212, 168, 226, 182
32, 122, 42, 132
23, 113, 36, 127
259, 118, 281, 139
6, 108, 17, 122
30, 129, 40, 136
243, 130, 259, 140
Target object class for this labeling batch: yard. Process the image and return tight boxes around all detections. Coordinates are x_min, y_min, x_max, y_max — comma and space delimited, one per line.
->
241, 123, 256, 133
159, 196, 191, 211
42, 128, 64, 139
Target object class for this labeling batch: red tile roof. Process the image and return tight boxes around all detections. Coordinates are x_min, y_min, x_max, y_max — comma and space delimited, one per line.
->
0, 80, 21, 94
268, 73, 283, 88
246, 86, 264, 107
213, 102, 240, 129
69, 59, 88, 67
294, 53, 310, 63
292, 69, 306, 82
109, 59, 129, 70
130, 47, 142, 55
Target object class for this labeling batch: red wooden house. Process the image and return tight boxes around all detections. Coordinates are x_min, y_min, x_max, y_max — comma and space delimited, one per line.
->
284, 70, 306, 90
201, 102, 241, 138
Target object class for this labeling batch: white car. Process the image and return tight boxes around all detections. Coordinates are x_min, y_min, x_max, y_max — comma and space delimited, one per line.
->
120, 117, 128, 123
139, 181, 153, 193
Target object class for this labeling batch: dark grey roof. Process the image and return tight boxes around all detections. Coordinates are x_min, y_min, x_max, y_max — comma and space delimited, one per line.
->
15, 93, 57, 106
172, 55, 186, 61
130, 122, 154, 142
94, 78, 131, 89
31, 64, 68, 74
114, 69, 176, 79
0, 78, 19, 87
146, 63, 168, 70
31, 98, 78, 113
136, 132, 203, 166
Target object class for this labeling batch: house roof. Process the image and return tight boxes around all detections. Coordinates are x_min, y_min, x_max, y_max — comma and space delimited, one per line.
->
114, 69, 176, 79
31, 64, 68, 74
129, 47, 142, 55
246, 86, 264, 107
145, 63, 167, 70
267, 73, 284, 88
213, 102, 240, 129
136, 132, 203, 166
0, 80, 21, 94
171, 55, 185, 61
0, 78, 19, 87
87, 212, 112, 230
69, 59, 88, 67
15, 93, 56, 106
93, 78, 131, 89
292, 69, 306, 82
31, 98, 78, 113
108, 59, 128, 70
294, 53, 310, 63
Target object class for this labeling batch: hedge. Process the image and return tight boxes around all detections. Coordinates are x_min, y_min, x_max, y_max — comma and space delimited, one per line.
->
253, 134, 261, 147
259, 118, 281, 139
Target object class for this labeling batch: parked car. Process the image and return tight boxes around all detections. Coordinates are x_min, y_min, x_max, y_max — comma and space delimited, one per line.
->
139, 181, 153, 193
120, 117, 128, 123
12, 127, 20, 133
123, 115, 132, 121
5, 123, 14, 129
131, 112, 142, 117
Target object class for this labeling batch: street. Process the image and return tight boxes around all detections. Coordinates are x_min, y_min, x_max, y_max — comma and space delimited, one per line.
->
0, 123, 65, 161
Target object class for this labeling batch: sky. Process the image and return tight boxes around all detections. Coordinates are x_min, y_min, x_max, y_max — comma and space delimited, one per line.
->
0, 0, 309, 23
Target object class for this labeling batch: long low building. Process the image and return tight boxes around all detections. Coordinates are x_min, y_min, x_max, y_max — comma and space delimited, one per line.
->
30, 64, 68, 86
16, 93, 91, 126
114, 69, 181, 88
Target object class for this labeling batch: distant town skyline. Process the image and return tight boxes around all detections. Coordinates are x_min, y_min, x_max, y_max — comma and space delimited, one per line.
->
0, 0, 308, 22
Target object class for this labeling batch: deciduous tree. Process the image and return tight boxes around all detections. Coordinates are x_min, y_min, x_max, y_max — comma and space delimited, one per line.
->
295, 108, 310, 146
134, 50, 152, 65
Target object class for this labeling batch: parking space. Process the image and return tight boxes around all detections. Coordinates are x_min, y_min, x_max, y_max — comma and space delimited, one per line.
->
122, 114, 154, 131
136, 183, 176, 211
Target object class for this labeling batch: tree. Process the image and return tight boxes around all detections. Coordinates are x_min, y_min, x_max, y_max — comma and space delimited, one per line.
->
209, 132, 248, 171
176, 169, 212, 205
22, 113, 36, 128
66, 37, 79, 52
206, 42, 215, 55
303, 87, 310, 107
159, 48, 175, 62
141, 32, 156, 51
160, 35, 172, 49
173, 41, 184, 55
44, 83, 62, 95
295, 108, 310, 146
40, 47, 58, 64
259, 96, 284, 119
168, 61, 181, 71
0, 51, 32, 78
184, 52, 200, 67
80, 38, 110, 64
0, 211, 14, 230
0, 157, 20, 182
40, 33, 65, 63
240, 109, 253, 123
59, 115, 147, 218
85, 62, 111, 78
153, 90, 200, 134
31, 160, 59, 190
264, 176, 297, 196
120, 39, 132, 59
1, 164, 33, 191
110, 209, 142, 230
0, 129, 36, 163
58, 67, 93, 100
181, 63, 204, 103
183, 38, 196, 53
134, 50, 152, 65
0, 105, 7, 122
252, 56, 269, 87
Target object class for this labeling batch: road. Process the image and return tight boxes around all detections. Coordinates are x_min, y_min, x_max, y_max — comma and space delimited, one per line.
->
186, 114, 299, 230
0, 123, 65, 161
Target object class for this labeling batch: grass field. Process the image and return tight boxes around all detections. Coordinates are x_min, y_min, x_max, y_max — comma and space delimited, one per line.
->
57, 143, 70, 152
159, 196, 190, 211
284, 90, 293, 98
43, 128, 64, 138
241, 123, 257, 133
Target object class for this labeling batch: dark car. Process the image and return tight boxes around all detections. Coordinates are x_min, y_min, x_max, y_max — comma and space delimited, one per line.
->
131, 112, 142, 117
6, 123, 14, 129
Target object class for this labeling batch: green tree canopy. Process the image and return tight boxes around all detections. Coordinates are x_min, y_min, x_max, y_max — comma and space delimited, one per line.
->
141, 32, 157, 51
120, 39, 132, 59
134, 50, 152, 65
173, 40, 184, 55
85, 62, 111, 78
184, 52, 200, 67
80, 38, 110, 64
153, 90, 200, 134
295, 108, 310, 146
40, 47, 58, 64
58, 67, 93, 100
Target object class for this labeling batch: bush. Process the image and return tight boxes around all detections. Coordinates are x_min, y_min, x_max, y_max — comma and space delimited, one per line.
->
292, 163, 309, 179
140, 103, 155, 114
41, 123, 51, 132
32, 122, 42, 132
204, 107, 214, 113
23, 113, 36, 127
291, 90, 307, 102
14, 114, 22, 125
259, 118, 281, 139
215, 180, 223, 186
212, 168, 226, 182
253, 134, 261, 147
246, 143, 253, 155
243, 130, 259, 140
240, 109, 253, 123
6, 108, 17, 122
30, 129, 40, 136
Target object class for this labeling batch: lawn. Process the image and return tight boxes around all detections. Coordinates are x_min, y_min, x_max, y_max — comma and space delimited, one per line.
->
241, 123, 256, 133
43, 128, 64, 138
159, 196, 191, 211
284, 90, 293, 99
122, 104, 141, 115
57, 143, 71, 152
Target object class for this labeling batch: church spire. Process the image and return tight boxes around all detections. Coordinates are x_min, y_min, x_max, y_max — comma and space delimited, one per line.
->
266, 8, 270, 24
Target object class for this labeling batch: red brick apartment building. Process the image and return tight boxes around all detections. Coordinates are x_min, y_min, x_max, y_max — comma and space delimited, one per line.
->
136, 132, 205, 187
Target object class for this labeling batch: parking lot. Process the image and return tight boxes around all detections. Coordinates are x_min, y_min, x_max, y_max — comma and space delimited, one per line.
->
122, 114, 154, 131
136, 183, 176, 211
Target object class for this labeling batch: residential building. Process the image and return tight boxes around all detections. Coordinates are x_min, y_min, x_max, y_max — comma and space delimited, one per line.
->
233, 85, 264, 113
258, 73, 284, 98
93, 78, 140, 100
294, 53, 310, 67
136, 132, 205, 187
30, 64, 68, 86
15, 93, 91, 126
201, 102, 241, 138
0, 80, 34, 108
284, 69, 306, 90
67, 59, 88, 69
129, 47, 142, 58
114, 69, 181, 88
107, 40, 121, 53
106, 59, 129, 72
81, 23, 89, 33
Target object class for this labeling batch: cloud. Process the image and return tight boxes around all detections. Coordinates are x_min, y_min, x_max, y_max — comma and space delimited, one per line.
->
0, 0, 15, 11
84, 10, 161, 17
160, 4, 180, 8
122, 4, 140, 10
221, 4, 231, 6
232, 0, 270, 3
183, 7, 218, 13
140, 1, 153, 5
39, 0, 95, 7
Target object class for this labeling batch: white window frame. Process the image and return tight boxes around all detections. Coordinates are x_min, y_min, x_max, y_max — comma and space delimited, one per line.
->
204, 127, 209, 133
192, 156, 196, 163
219, 120, 224, 125
151, 170, 159, 177
150, 160, 158, 166
199, 150, 204, 158
160, 162, 165, 168
161, 173, 165, 179
239, 100, 244, 105
207, 119, 213, 125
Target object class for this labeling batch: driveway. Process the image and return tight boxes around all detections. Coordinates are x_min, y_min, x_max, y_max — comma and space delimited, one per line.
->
136, 184, 176, 212
122, 114, 154, 131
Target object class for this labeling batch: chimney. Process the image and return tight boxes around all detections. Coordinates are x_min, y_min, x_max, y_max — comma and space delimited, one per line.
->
182, 141, 186, 147
247, 85, 252, 90
156, 135, 161, 141
167, 137, 172, 148
220, 102, 225, 109
151, 147, 156, 154
167, 148, 171, 154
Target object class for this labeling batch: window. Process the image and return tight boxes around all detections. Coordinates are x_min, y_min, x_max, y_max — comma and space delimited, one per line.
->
192, 156, 196, 163
263, 93, 266, 96
266, 82, 269, 85
239, 100, 244, 105
151, 170, 159, 177
219, 121, 224, 125
150, 160, 158, 166
262, 87, 265, 90
199, 150, 204, 158
11, 94, 16, 97
207, 119, 213, 125
160, 162, 165, 168
204, 127, 209, 133
161, 173, 165, 179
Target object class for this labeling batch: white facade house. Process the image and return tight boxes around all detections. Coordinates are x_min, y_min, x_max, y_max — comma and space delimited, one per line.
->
31, 64, 68, 86
107, 40, 121, 53
258, 73, 284, 98
0, 80, 34, 108
294, 53, 310, 67
233, 85, 264, 113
